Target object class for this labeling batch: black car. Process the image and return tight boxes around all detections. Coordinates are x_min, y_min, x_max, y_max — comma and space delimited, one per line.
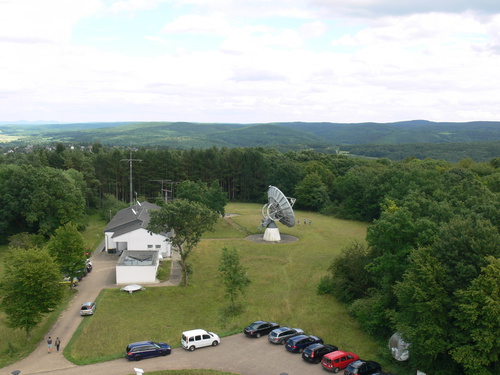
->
244, 320, 280, 338
125, 341, 171, 361
285, 334, 323, 353
345, 360, 382, 375
302, 343, 339, 363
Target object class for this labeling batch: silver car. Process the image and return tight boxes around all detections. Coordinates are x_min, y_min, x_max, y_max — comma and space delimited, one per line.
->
80, 301, 96, 316
268, 327, 304, 344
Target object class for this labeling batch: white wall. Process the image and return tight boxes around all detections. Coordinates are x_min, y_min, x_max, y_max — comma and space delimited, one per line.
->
105, 228, 171, 257
116, 264, 158, 284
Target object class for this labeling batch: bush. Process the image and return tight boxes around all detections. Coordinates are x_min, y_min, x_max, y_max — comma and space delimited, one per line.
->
156, 260, 172, 282
321, 241, 375, 302
317, 275, 334, 295
348, 294, 392, 337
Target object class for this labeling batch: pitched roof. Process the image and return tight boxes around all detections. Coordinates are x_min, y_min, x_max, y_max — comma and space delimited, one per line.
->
104, 201, 172, 238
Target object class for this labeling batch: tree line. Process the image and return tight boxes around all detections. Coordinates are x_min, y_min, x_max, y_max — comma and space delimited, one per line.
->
1, 144, 499, 238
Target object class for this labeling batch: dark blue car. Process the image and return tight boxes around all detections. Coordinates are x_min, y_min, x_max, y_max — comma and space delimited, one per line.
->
285, 334, 323, 353
125, 340, 171, 361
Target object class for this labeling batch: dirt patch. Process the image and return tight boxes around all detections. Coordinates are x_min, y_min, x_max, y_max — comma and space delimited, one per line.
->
245, 233, 299, 244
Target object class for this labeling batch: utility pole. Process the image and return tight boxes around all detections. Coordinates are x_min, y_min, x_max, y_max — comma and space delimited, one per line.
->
121, 151, 142, 206
152, 179, 180, 203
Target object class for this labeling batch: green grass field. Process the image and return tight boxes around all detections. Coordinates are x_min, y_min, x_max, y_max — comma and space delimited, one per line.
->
1, 203, 398, 373
65, 203, 381, 366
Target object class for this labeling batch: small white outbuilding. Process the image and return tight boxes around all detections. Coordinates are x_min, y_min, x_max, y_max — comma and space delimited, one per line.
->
116, 250, 159, 284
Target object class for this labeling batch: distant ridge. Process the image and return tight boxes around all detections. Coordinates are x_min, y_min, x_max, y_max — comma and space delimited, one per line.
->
0, 120, 60, 125
0, 120, 499, 162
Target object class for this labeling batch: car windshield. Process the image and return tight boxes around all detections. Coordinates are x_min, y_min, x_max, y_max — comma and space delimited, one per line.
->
248, 323, 261, 329
269, 332, 277, 337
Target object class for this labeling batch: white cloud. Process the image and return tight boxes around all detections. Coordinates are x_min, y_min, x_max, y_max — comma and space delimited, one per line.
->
162, 13, 231, 34
1, 0, 500, 123
300, 21, 328, 38
309, 0, 500, 18
107, 0, 163, 13
0, 0, 102, 44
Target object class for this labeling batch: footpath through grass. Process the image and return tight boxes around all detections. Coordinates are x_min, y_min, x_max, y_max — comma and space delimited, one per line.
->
0, 213, 107, 368
66, 203, 380, 366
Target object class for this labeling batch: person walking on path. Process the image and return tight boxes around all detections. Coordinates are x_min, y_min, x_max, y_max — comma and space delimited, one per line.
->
47, 337, 53, 354
56, 337, 61, 352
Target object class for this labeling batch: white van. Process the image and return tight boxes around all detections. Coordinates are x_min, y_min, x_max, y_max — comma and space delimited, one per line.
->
181, 329, 220, 351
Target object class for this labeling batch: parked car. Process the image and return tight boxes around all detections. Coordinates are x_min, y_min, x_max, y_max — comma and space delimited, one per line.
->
125, 340, 171, 361
80, 301, 96, 316
268, 327, 304, 344
243, 320, 280, 338
285, 334, 323, 353
181, 329, 220, 351
345, 360, 382, 375
61, 276, 78, 286
321, 350, 360, 373
302, 343, 339, 364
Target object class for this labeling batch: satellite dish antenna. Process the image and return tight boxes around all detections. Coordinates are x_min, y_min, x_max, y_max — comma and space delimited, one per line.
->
260, 186, 296, 241
389, 332, 410, 361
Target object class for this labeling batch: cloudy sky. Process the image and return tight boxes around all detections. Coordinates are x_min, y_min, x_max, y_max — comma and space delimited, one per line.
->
1, 0, 500, 124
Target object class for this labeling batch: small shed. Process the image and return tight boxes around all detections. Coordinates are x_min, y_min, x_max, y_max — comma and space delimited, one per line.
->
116, 250, 160, 284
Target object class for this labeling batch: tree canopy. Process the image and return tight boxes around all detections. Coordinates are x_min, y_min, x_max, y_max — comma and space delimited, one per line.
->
45, 222, 87, 288
218, 246, 250, 313
0, 247, 63, 340
147, 199, 219, 286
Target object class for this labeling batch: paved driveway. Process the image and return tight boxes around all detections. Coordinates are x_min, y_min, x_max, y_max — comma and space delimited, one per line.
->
2, 249, 342, 375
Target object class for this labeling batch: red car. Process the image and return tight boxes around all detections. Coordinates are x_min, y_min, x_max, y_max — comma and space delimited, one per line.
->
321, 350, 360, 373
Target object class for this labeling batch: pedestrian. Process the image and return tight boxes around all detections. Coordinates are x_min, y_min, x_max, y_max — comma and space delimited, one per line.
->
297, 219, 300, 225
47, 336, 52, 354
303, 219, 306, 224
55, 337, 61, 352
309, 220, 312, 225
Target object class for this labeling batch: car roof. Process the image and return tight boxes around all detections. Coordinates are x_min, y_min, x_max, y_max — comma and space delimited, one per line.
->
273, 327, 296, 333
349, 360, 364, 368
274, 326, 290, 332
324, 350, 355, 358
288, 334, 307, 342
128, 341, 154, 346
307, 343, 324, 350
182, 329, 208, 336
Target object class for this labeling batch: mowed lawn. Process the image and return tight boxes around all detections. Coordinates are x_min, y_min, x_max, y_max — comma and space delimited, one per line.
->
66, 202, 379, 365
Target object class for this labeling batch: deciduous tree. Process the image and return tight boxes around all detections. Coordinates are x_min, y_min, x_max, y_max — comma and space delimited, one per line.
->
147, 199, 219, 286
0, 247, 63, 340
451, 256, 500, 375
218, 246, 250, 313
45, 222, 87, 289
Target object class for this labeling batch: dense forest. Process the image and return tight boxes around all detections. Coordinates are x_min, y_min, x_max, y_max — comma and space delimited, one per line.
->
0, 143, 499, 374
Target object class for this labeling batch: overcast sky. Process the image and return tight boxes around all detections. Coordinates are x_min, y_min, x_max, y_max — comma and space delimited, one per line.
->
1, 0, 500, 124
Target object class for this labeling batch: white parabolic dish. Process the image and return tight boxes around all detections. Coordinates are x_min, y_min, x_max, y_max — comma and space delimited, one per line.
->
263, 186, 296, 227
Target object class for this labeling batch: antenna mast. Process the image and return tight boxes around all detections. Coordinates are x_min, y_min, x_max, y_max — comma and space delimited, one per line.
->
120, 151, 142, 206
